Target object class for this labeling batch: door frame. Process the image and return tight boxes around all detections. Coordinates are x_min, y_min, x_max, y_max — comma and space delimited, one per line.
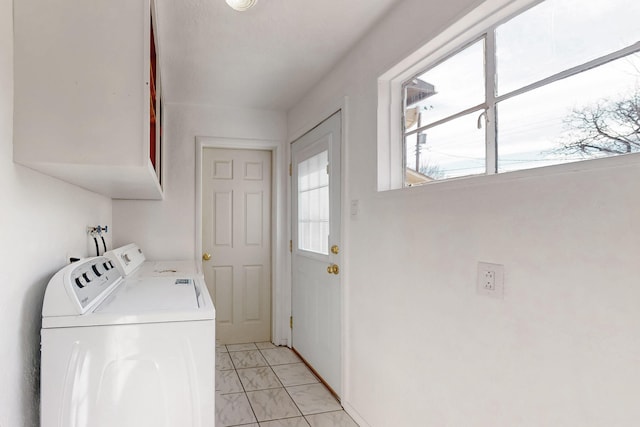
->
195, 136, 288, 346
288, 96, 350, 402
193, 96, 349, 358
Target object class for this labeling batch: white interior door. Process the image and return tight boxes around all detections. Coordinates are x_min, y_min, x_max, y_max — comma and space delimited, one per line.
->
202, 148, 272, 344
291, 111, 342, 397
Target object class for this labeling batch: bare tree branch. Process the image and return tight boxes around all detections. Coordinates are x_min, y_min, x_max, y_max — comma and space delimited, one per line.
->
554, 88, 640, 157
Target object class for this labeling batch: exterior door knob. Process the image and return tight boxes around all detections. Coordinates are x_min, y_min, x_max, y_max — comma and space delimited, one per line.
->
327, 264, 339, 275
202, 253, 212, 261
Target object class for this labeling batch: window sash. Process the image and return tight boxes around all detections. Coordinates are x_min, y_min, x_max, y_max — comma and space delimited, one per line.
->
402, 21, 640, 184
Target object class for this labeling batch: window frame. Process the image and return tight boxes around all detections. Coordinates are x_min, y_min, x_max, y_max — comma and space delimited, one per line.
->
378, 0, 640, 191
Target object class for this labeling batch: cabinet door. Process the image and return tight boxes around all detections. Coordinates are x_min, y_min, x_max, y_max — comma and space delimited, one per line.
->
14, 0, 163, 199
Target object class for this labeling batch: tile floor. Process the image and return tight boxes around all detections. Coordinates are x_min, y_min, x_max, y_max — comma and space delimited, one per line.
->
216, 342, 359, 427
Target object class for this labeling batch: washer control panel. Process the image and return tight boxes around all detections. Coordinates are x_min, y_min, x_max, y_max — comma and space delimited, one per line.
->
104, 243, 146, 276
68, 257, 121, 310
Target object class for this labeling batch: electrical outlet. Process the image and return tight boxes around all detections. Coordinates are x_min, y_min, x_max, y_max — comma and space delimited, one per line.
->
477, 262, 504, 298
482, 270, 496, 290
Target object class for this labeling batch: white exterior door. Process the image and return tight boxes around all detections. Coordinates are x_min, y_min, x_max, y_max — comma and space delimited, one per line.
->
202, 148, 272, 344
291, 111, 342, 397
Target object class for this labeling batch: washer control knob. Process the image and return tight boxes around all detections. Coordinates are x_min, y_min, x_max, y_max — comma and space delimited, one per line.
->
91, 265, 102, 277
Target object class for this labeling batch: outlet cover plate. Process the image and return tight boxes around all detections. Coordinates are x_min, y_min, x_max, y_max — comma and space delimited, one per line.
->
477, 262, 504, 299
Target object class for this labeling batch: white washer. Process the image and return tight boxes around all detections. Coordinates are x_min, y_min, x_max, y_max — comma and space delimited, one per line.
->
104, 243, 200, 280
40, 256, 216, 427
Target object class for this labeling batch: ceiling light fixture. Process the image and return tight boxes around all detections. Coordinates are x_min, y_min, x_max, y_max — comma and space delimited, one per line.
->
225, 0, 258, 11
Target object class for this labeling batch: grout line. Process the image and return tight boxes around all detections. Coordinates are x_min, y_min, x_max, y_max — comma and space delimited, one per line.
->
218, 342, 349, 426
234, 354, 260, 425
219, 346, 260, 425
290, 347, 340, 402
282, 378, 307, 419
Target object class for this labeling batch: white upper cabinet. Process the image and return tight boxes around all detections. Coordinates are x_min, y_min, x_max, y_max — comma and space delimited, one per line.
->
13, 0, 163, 200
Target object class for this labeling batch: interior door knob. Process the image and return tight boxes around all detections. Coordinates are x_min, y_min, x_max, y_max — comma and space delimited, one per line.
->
202, 253, 212, 261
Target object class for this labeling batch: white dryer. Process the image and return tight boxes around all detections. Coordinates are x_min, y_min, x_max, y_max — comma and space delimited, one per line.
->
104, 243, 200, 279
40, 256, 216, 427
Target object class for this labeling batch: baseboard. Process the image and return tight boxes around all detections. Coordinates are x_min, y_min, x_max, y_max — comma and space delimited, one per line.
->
342, 400, 371, 427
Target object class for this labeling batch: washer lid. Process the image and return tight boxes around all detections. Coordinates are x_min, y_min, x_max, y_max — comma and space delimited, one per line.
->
96, 277, 199, 313
135, 260, 202, 278
42, 275, 215, 328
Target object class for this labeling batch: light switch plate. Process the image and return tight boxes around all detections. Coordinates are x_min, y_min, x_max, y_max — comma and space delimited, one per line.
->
350, 199, 359, 219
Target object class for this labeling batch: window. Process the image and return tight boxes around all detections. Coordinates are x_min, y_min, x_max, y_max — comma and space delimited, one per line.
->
297, 150, 329, 255
400, 0, 640, 186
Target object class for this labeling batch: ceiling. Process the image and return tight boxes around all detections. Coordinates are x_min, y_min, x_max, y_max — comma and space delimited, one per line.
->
155, 0, 402, 111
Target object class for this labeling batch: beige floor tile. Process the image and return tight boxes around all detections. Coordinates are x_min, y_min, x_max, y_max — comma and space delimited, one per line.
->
237, 366, 283, 391
217, 352, 234, 371
230, 350, 269, 369
305, 410, 358, 427
216, 369, 244, 394
246, 388, 301, 422
286, 384, 341, 415
261, 348, 301, 366
271, 363, 319, 387
256, 341, 277, 349
216, 392, 257, 426
227, 343, 259, 352
260, 416, 310, 426
216, 343, 348, 426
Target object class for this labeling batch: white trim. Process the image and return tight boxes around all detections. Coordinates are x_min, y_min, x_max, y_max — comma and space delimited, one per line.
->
378, 0, 534, 82
195, 136, 288, 346
342, 401, 372, 427
404, 102, 486, 137
485, 29, 497, 174
375, 150, 640, 198
377, 0, 541, 191
288, 97, 348, 143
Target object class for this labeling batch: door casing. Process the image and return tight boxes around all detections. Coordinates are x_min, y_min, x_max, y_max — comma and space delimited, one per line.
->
196, 137, 289, 346
202, 147, 272, 344
291, 110, 342, 396
287, 97, 349, 402
194, 97, 349, 398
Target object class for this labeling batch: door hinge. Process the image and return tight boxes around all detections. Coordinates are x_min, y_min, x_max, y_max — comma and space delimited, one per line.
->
290, 316, 293, 329
289, 163, 292, 176
289, 240, 292, 252
326, 163, 329, 175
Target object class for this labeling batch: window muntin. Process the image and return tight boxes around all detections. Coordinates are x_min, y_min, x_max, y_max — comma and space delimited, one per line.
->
405, 39, 485, 128
496, 0, 640, 95
297, 150, 329, 255
403, 39, 487, 184
401, 0, 640, 186
405, 112, 486, 182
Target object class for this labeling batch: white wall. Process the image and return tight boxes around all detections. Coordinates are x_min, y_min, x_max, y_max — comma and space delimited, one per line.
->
112, 103, 286, 260
112, 103, 289, 344
0, 1, 112, 424
288, 0, 640, 425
